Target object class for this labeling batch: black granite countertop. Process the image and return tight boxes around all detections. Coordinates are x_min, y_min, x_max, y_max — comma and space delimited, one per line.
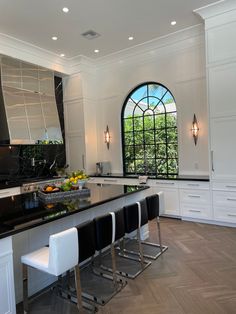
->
90, 173, 210, 182
0, 183, 149, 239
0, 176, 62, 190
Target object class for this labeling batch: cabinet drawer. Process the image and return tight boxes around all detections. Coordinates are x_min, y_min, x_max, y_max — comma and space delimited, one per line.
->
213, 191, 236, 207
149, 180, 178, 188
179, 181, 209, 190
181, 203, 212, 219
179, 189, 210, 205
212, 182, 236, 191
0, 187, 21, 198
214, 206, 236, 223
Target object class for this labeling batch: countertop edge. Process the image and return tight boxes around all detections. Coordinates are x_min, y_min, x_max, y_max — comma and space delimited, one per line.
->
0, 185, 149, 240
89, 174, 210, 182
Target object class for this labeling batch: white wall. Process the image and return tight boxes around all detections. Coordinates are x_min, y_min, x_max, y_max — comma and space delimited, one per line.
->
94, 25, 209, 175
0, 24, 210, 176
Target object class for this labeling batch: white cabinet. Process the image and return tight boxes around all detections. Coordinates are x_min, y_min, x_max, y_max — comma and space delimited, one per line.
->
0, 187, 21, 199
203, 9, 236, 221
63, 72, 98, 174
208, 64, 236, 118
148, 180, 180, 217
211, 117, 236, 180
213, 184, 236, 223
0, 237, 16, 314
89, 177, 138, 185
179, 181, 212, 220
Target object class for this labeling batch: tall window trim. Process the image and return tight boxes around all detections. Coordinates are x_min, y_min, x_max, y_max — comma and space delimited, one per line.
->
121, 82, 178, 177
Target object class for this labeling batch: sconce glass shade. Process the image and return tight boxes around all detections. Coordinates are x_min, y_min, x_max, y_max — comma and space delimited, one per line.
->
191, 114, 199, 145
104, 125, 110, 149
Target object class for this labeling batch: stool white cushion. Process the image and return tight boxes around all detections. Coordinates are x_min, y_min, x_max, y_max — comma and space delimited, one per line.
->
21, 227, 78, 277
21, 247, 49, 273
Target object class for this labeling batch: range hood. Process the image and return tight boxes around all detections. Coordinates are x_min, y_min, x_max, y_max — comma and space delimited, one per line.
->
0, 56, 63, 145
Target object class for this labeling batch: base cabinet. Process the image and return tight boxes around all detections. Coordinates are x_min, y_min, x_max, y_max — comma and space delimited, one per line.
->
148, 180, 180, 217
0, 237, 16, 314
213, 182, 236, 223
179, 182, 212, 220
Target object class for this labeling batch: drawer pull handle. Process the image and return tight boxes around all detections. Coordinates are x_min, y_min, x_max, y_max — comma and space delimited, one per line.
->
188, 195, 201, 198
189, 209, 201, 213
226, 185, 236, 188
227, 214, 236, 217
187, 184, 199, 187
227, 198, 236, 201
0, 191, 10, 195
156, 182, 174, 185
104, 179, 117, 182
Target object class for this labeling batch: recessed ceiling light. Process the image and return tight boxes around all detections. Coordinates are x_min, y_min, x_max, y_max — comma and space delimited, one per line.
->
60, 54, 65, 57
62, 7, 69, 13
171, 21, 177, 26
94, 49, 99, 53
52, 36, 58, 41
128, 36, 134, 41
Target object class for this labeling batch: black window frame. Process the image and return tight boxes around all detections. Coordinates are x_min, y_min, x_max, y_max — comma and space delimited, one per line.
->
121, 82, 178, 177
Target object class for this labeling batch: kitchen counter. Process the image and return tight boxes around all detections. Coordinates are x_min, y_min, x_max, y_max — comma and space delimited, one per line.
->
0, 175, 61, 190
90, 173, 210, 181
0, 183, 149, 239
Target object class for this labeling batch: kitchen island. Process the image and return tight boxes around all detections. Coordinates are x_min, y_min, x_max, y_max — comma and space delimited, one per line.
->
0, 183, 150, 314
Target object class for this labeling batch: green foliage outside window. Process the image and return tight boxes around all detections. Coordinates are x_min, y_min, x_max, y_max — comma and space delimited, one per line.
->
122, 82, 178, 177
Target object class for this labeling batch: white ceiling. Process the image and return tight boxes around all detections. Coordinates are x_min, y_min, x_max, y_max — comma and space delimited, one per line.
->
0, 0, 219, 59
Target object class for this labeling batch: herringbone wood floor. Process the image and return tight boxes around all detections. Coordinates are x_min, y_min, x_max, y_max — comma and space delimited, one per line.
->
17, 218, 236, 314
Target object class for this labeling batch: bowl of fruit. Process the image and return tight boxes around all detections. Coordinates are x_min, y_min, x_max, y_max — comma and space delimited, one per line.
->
42, 184, 61, 193
68, 170, 89, 190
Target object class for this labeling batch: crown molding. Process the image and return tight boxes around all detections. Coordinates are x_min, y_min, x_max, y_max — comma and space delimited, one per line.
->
94, 24, 204, 68
0, 23, 206, 76
68, 55, 96, 75
0, 32, 70, 74
194, 0, 236, 20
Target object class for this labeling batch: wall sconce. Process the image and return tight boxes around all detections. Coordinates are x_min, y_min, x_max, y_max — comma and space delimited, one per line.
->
191, 114, 199, 145
104, 125, 110, 149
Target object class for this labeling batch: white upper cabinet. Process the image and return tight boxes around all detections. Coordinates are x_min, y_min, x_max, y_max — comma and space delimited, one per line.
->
210, 117, 236, 180
207, 20, 236, 64
208, 63, 236, 118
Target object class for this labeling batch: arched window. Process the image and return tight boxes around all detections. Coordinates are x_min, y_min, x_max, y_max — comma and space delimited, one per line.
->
121, 82, 178, 177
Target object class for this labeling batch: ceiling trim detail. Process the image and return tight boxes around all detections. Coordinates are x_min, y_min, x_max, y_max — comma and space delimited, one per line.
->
194, 0, 236, 20
0, 32, 69, 74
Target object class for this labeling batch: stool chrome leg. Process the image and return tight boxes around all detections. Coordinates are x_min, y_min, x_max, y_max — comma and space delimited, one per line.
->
22, 264, 28, 314
156, 217, 163, 252
111, 243, 118, 289
74, 265, 84, 313
137, 227, 144, 269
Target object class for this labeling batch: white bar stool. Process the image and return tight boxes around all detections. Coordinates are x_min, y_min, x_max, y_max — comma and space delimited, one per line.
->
21, 227, 83, 313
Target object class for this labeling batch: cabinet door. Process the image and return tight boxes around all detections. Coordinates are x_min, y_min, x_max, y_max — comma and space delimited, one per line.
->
211, 117, 236, 180
66, 134, 85, 171
152, 186, 180, 217
0, 237, 16, 314
209, 63, 236, 118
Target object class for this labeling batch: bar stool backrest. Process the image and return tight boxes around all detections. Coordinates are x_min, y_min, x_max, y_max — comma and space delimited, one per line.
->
123, 203, 139, 234
48, 227, 78, 276
146, 194, 160, 220
138, 199, 148, 226
94, 214, 113, 251
114, 208, 125, 241
76, 220, 96, 263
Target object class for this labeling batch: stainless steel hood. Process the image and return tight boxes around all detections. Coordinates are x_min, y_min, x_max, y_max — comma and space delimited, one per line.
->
0, 56, 63, 144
